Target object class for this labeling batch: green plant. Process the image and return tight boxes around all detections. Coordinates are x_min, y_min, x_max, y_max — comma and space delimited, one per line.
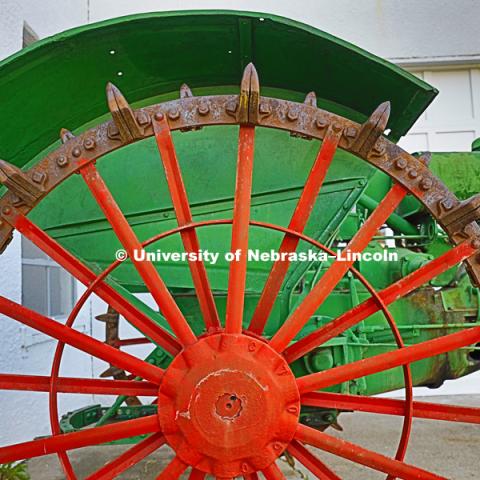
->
0, 463, 29, 480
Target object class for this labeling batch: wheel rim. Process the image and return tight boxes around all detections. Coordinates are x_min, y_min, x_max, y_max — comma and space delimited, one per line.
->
0, 63, 479, 479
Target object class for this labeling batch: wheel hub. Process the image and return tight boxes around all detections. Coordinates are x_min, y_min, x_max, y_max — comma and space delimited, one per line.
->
158, 333, 300, 477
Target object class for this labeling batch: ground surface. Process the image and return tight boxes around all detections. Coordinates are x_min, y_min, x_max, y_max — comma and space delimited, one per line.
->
27, 395, 479, 479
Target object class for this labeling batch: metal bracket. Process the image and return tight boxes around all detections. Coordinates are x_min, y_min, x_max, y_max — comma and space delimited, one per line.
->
0, 160, 44, 207
443, 194, 480, 234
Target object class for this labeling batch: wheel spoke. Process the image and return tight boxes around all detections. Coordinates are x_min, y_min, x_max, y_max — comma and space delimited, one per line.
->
225, 124, 256, 334
85, 432, 165, 480
243, 474, 259, 480
288, 439, 341, 480
262, 462, 285, 480
154, 116, 220, 331
10, 212, 181, 355
248, 126, 342, 335
0, 373, 158, 396
189, 469, 206, 480
284, 240, 476, 362
270, 183, 407, 352
296, 424, 445, 480
297, 325, 480, 394
80, 161, 197, 346
0, 415, 160, 463
302, 391, 480, 424
155, 456, 188, 479
0, 295, 163, 384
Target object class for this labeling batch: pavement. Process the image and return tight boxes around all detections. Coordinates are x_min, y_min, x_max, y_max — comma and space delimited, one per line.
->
27, 395, 480, 479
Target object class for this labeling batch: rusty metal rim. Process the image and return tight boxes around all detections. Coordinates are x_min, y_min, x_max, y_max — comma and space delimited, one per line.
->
0, 88, 478, 282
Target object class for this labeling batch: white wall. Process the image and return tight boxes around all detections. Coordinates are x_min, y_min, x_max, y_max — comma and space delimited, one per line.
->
0, 0, 87, 59
89, 0, 480, 65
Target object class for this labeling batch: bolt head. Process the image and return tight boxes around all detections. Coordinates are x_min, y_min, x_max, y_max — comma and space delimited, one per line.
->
168, 109, 180, 120
420, 178, 433, 190
56, 156, 68, 167
198, 104, 210, 116
72, 147, 82, 158
83, 138, 96, 150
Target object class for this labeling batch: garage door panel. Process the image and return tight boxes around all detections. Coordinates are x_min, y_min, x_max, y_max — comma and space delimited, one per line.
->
405, 67, 480, 152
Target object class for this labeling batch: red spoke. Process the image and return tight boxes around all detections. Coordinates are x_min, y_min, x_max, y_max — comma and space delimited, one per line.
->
0, 415, 160, 463
297, 325, 480, 394
243, 474, 259, 480
302, 391, 480, 424
189, 469, 206, 480
85, 432, 165, 480
262, 462, 285, 480
249, 126, 341, 335
284, 240, 476, 362
288, 439, 341, 480
154, 117, 220, 331
0, 295, 163, 384
155, 456, 188, 479
225, 125, 256, 334
11, 212, 181, 356
0, 373, 158, 396
270, 184, 407, 352
296, 424, 445, 480
80, 161, 197, 346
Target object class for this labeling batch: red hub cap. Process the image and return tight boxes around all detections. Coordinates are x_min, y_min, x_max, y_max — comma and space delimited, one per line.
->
158, 333, 300, 477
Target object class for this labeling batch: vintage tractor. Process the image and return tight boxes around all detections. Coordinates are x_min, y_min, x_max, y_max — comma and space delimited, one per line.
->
1, 10, 480, 479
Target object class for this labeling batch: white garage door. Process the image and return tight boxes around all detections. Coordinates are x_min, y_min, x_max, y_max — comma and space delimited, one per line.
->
396, 66, 480, 396
399, 67, 480, 153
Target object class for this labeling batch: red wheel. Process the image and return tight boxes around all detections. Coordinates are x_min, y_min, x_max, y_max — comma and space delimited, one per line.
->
0, 63, 479, 479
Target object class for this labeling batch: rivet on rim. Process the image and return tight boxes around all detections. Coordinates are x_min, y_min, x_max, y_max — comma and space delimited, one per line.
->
316, 118, 328, 129
225, 100, 238, 115
136, 111, 150, 126
168, 109, 180, 121
420, 178, 433, 190
31, 171, 46, 184
198, 103, 210, 116
395, 157, 408, 169
259, 102, 272, 116
344, 126, 357, 138
56, 156, 69, 167
287, 109, 299, 122
441, 198, 455, 211
83, 138, 96, 150
72, 147, 82, 158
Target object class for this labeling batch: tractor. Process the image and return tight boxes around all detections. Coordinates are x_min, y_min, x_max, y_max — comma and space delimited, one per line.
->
0, 10, 480, 479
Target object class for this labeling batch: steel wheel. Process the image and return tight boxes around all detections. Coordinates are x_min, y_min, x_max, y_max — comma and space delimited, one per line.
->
0, 63, 480, 479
